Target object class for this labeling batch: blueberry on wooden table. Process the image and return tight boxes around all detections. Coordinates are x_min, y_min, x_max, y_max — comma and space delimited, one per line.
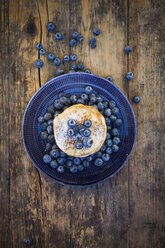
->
133, 96, 141, 103
125, 45, 132, 53
70, 39, 76, 47
47, 22, 56, 32
39, 49, 46, 55
91, 43, 96, 49
77, 35, 83, 42
55, 32, 63, 41
56, 69, 64, 76
84, 69, 91, 74
72, 31, 78, 38
35, 59, 43, 68
35, 43, 42, 50
77, 62, 85, 70
70, 64, 77, 70
23, 237, 32, 246
47, 53, 55, 61
126, 72, 134, 80
70, 54, 77, 62
63, 55, 70, 62
106, 75, 113, 82
93, 28, 100, 36
53, 58, 61, 66
89, 37, 96, 44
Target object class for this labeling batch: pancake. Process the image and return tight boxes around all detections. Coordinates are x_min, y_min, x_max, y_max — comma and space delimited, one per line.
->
53, 104, 107, 157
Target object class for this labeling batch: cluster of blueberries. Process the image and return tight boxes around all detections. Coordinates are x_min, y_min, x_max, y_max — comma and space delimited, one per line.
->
38, 86, 123, 174
67, 119, 93, 149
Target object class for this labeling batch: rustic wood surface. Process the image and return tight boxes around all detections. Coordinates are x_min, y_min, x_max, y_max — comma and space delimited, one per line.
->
0, 0, 164, 247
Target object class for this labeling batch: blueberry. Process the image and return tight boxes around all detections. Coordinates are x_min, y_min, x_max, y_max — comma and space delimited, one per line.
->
96, 151, 102, 157
47, 22, 56, 32
70, 54, 77, 62
54, 111, 61, 117
80, 157, 85, 161
100, 145, 106, 152
68, 119, 76, 128
52, 144, 58, 149
55, 32, 63, 41
111, 128, 119, 137
43, 154, 52, 163
84, 119, 92, 128
41, 122, 48, 130
47, 105, 55, 114
50, 149, 60, 158
47, 53, 55, 61
67, 156, 74, 160
125, 46, 132, 53
83, 128, 91, 137
93, 28, 100, 36
47, 119, 53, 125
77, 98, 85, 104
64, 55, 70, 62
83, 160, 90, 167
85, 86, 93, 95
105, 118, 111, 126
70, 39, 76, 47
77, 165, 84, 171
85, 156, 92, 163
38, 116, 44, 123
47, 125, 53, 134
107, 126, 111, 132
47, 134, 55, 143
69, 70, 76, 73
115, 119, 123, 126
83, 137, 93, 148
94, 158, 103, 167
60, 151, 67, 157
57, 165, 64, 173
91, 43, 96, 49
44, 113, 52, 121
72, 32, 78, 38
90, 96, 96, 103
63, 106, 68, 110
111, 107, 119, 115
89, 37, 96, 44
35, 59, 43, 68
75, 133, 82, 140
92, 104, 98, 109
54, 58, 61, 66
56, 69, 64, 76
78, 62, 85, 70
126, 72, 133, 80
50, 160, 58, 168
106, 147, 113, 155
67, 128, 75, 137
70, 64, 77, 70
66, 98, 71, 106
84, 69, 91, 74
133, 96, 141, 103
99, 110, 104, 115
110, 115, 117, 121
112, 144, 119, 152
109, 100, 116, 109
59, 92, 66, 97
97, 102, 104, 110
75, 124, 85, 134
77, 35, 83, 42
81, 93, 88, 101
70, 165, 78, 173
96, 96, 103, 103
36, 43, 42, 50
75, 141, 83, 149
40, 131, 48, 140
60, 96, 67, 105
102, 153, 110, 162
105, 76, 113, 82
73, 157, 81, 165
103, 101, 109, 108
70, 95, 77, 104
105, 108, 111, 117
113, 137, 120, 145
39, 49, 46, 55
54, 99, 63, 109
106, 133, 111, 140
45, 143, 52, 151
57, 158, 66, 165
66, 160, 73, 167
23, 237, 32, 245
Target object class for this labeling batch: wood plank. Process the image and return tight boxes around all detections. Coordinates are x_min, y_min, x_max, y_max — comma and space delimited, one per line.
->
128, 0, 165, 247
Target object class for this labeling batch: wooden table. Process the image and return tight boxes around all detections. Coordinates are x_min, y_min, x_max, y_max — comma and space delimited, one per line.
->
0, 0, 164, 247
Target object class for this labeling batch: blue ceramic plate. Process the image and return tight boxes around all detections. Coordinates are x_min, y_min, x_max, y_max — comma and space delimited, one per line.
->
22, 73, 136, 186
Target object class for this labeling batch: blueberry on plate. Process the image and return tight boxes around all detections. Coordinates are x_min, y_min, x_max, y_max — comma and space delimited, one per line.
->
133, 96, 141, 103
55, 32, 63, 41
112, 144, 119, 152
102, 153, 110, 162
83, 160, 90, 167
125, 45, 132, 53
44, 113, 52, 121
47, 105, 55, 114
104, 108, 111, 117
57, 158, 66, 165
91, 43, 96, 49
60, 151, 67, 157
70, 95, 77, 103
69, 70, 76, 73
67, 128, 75, 137
106, 75, 113, 82
83, 137, 93, 148
77, 164, 84, 171
80, 157, 85, 161
70, 64, 77, 70
73, 157, 81, 165
89, 37, 96, 44
115, 119, 123, 126
113, 137, 120, 145
66, 160, 73, 167
97, 102, 104, 110
106, 133, 111, 140
126, 72, 133, 80
85, 86, 93, 95
72, 32, 78, 39
50, 149, 60, 158
67, 156, 74, 160
68, 119, 76, 128
47, 119, 53, 125
111, 128, 119, 137
50, 160, 58, 168
93, 28, 100, 36
100, 145, 106, 152
40, 131, 48, 140
39, 49, 46, 55
59, 96, 67, 105
94, 158, 103, 167
57, 165, 64, 173
47, 22, 56, 32
36, 43, 42, 50
84, 69, 91, 74
102, 101, 109, 108
105, 118, 111, 126
38, 116, 44, 123
45, 143, 52, 151
53, 58, 61, 66
106, 147, 113, 155
92, 104, 98, 109
110, 115, 117, 121
43, 154, 52, 163
47, 53, 55, 61
77, 62, 85, 70
56, 69, 64, 76
96, 95, 103, 103
96, 151, 102, 158
54, 99, 63, 110
90, 95, 96, 103
52, 144, 58, 149
77, 98, 85, 104
23, 237, 32, 246
111, 107, 119, 115
77, 35, 83, 42
41, 122, 48, 131
75, 141, 84, 149
47, 125, 53, 134
35, 59, 43, 68
64, 55, 70, 62
81, 93, 88, 101
70, 54, 77, 62
109, 100, 116, 109
47, 134, 55, 143
83, 128, 91, 137
87, 155, 93, 162
84, 119, 92, 128
70, 39, 76, 47
70, 165, 77, 173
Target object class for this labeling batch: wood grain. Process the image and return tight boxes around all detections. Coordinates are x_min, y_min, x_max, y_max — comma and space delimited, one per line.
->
0, 0, 164, 247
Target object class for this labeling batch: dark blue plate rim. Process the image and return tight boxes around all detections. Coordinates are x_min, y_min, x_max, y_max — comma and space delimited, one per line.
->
22, 73, 136, 187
